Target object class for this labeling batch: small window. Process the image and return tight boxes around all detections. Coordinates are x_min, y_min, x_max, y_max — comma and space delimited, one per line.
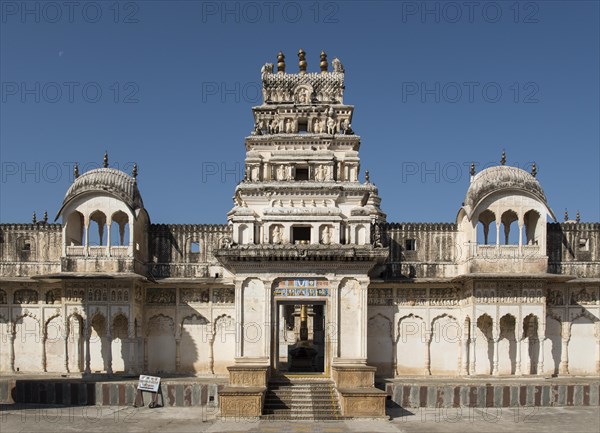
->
22, 243, 31, 251
405, 239, 416, 251
579, 239, 589, 251
293, 226, 311, 244
295, 167, 309, 181
190, 242, 200, 253
298, 120, 308, 134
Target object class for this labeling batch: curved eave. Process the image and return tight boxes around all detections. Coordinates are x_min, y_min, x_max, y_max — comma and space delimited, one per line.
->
54, 190, 141, 222
465, 187, 556, 222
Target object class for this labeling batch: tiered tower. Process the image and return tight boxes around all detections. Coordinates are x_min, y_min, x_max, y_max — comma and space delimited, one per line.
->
227, 50, 386, 247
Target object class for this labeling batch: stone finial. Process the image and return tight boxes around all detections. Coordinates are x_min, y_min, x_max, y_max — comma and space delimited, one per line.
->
73, 162, 79, 179
500, 150, 506, 166
576, 210, 581, 223
531, 162, 537, 177
277, 52, 285, 74
365, 169, 370, 183
320, 51, 328, 73
132, 163, 138, 179
103, 151, 109, 168
564, 209, 569, 222
32, 211, 37, 224
298, 49, 307, 74
470, 162, 475, 176
43, 210, 48, 223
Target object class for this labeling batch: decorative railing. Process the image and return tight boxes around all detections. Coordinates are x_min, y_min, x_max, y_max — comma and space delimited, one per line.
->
65, 245, 132, 258
66, 246, 85, 256
110, 246, 129, 257
475, 244, 541, 258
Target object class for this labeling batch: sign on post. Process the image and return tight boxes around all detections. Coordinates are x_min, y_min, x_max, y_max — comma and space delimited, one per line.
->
134, 375, 163, 408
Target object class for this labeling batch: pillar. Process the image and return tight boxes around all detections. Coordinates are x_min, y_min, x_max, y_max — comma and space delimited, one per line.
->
470, 336, 477, 374
175, 338, 181, 371
559, 322, 570, 375
208, 332, 215, 375
106, 222, 111, 256
84, 329, 91, 374
63, 325, 70, 373
41, 331, 47, 372
515, 334, 522, 375
9, 332, 15, 373
106, 335, 113, 374
143, 337, 149, 372
492, 335, 500, 376
424, 331, 432, 375
461, 334, 469, 375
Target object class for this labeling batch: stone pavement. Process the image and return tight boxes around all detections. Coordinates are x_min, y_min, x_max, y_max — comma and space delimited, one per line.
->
1, 404, 599, 433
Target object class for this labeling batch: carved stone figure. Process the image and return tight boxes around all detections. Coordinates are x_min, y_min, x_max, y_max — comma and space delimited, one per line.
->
321, 226, 332, 245
327, 116, 336, 135
272, 225, 283, 244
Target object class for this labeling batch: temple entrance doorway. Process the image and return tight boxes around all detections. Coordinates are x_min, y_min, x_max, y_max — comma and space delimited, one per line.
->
274, 301, 326, 374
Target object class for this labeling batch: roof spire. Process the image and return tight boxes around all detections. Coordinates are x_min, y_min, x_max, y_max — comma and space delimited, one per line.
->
320, 51, 328, 73
73, 162, 79, 179
132, 163, 138, 180
576, 210, 581, 223
470, 162, 475, 177
531, 162, 537, 177
500, 150, 506, 166
43, 210, 48, 223
277, 52, 285, 74
32, 211, 37, 224
365, 169, 370, 183
103, 151, 109, 168
298, 49, 307, 74
564, 209, 569, 222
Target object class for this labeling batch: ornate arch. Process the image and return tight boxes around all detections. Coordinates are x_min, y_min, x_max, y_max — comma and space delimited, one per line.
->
12, 310, 40, 334
368, 313, 393, 339
146, 313, 175, 336
213, 313, 234, 335
396, 313, 425, 343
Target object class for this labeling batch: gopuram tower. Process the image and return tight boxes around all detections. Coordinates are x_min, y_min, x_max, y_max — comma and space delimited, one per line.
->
217, 50, 388, 418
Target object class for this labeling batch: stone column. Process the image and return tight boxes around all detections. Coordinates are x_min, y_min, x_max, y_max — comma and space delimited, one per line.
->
106, 223, 111, 256
392, 340, 398, 377
470, 336, 477, 374
63, 326, 70, 373
424, 331, 432, 375
208, 332, 215, 375
9, 331, 15, 373
143, 337, 149, 372
175, 338, 181, 371
559, 322, 570, 375
492, 335, 500, 376
538, 337, 545, 375
84, 223, 89, 256
84, 329, 91, 374
461, 334, 469, 375
515, 334, 522, 375
106, 335, 113, 374
41, 330, 47, 372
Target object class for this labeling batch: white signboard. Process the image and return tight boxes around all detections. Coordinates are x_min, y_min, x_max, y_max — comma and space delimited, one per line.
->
137, 375, 160, 392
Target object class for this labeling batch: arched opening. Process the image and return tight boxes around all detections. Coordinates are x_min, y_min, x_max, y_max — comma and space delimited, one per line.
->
522, 314, 540, 374
111, 314, 129, 373
14, 315, 41, 372
396, 314, 426, 375
89, 314, 108, 372
500, 210, 519, 245
367, 314, 393, 377
238, 224, 250, 245
147, 315, 176, 374
88, 210, 107, 247
355, 225, 366, 245
67, 314, 84, 373
213, 315, 235, 375
523, 210, 540, 245
430, 315, 461, 375
498, 314, 517, 375
568, 315, 598, 374
475, 314, 494, 375
65, 211, 84, 246
110, 211, 130, 246
45, 315, 64, 372
477, 209, 496, 245
180, 314, 207, 373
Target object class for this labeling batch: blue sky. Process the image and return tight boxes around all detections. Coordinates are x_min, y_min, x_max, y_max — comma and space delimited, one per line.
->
1, 0, 599, 224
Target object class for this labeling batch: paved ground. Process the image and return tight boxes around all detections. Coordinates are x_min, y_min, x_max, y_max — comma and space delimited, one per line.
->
1, 404, 598, 432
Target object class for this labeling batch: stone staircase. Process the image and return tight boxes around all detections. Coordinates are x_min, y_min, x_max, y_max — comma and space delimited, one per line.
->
262, 380, 343, 420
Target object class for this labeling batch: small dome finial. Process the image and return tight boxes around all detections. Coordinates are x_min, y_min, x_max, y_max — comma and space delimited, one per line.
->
365, 169, 370, 183
564, 209, 569, 222
470, 162, 475, 176
576, 210, 581, 223
32, 211, 37, 224
277, 52, 285, 74
298, 49, 307, 74
43, 210, 48, 223
500, 150, 506, 166
531, 162, 537, 177
132, 163, 138, 179
103, 151, 109, 168
320, 51, 328, 73
73, 162, 79, 179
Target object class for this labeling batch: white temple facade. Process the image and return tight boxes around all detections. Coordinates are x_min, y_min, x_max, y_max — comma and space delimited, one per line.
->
0, 52, 598, 416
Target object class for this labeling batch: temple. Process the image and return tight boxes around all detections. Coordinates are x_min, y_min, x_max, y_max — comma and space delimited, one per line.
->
0, 51, 598, 418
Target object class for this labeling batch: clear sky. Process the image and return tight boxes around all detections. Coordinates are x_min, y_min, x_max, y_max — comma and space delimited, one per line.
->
1, 0, 599, 224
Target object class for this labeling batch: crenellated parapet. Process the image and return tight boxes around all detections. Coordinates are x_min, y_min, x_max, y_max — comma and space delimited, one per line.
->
547, 222, 600, 277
